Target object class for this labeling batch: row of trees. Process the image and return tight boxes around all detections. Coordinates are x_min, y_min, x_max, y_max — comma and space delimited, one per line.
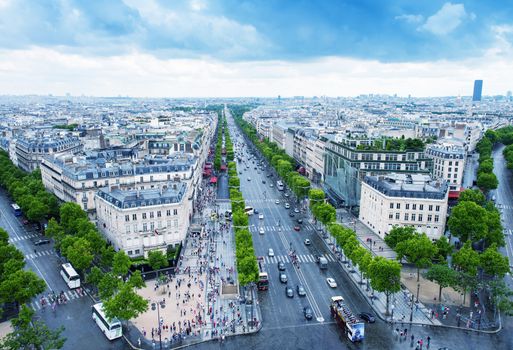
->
213, 114, 223, 172
0, 227, 66, 348
475, 132, 499, 192
223, 117, 234, 162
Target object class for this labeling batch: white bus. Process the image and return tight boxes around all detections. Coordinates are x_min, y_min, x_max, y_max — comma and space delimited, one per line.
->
60, 263, 80, 289
244, 206, 254, 215
92, 303, 122, 340
276, 181, 284, 191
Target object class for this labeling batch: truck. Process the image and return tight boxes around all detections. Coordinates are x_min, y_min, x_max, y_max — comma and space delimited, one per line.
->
330, 296, 365, 342
257, 257, 269, 291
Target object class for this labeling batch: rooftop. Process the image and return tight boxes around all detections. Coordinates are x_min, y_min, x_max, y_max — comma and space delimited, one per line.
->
364, 173, 448, 200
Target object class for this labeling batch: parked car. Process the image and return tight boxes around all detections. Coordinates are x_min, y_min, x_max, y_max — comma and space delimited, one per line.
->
303, 306, 313, 320
285, 286, 294, 298
326, 278, 337, 288
358, 312, 375, 323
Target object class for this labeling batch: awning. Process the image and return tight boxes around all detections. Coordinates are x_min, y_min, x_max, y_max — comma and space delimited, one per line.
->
220, 165, 227, 171
449, 190, 461, 199
210, 176, 218, 184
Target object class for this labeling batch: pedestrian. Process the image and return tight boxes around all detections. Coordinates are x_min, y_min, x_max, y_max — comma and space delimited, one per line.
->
427, 336, 430, 348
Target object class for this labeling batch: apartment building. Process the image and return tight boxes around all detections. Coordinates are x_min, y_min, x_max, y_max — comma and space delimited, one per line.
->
322, 135, 432, 207
95, 182, 191, 258
425, 141, 466, 192
292, 128, 325, 183
359, 174, 448, 240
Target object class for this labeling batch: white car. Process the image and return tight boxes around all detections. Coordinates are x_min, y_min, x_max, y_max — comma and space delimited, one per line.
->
259, 227, 265, 234
259, 214, 264, 220
326, 278, 337, 288
275, 199, 280, 204
284, 203, 290, 209
247, 177, 251, 181
294, 208, 300, 213
304, 239, 311, 245
270, 184, 274, 188
268, 248, 275, 257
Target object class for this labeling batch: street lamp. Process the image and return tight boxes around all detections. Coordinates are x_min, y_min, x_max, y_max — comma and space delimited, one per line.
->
151, 300, 165, 350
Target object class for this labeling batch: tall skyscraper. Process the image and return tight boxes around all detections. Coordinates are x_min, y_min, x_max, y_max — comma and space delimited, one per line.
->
472, 80, 483, 102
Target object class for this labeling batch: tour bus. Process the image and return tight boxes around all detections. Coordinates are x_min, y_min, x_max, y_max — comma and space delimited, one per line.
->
60, 263, 81, 289
11, 203, 22, 216
276, 181, 285, 191
92, 302, 123, 340
244, 206, 254, 215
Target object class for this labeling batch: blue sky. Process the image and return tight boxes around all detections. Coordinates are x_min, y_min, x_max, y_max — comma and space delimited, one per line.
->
0, 0, 511, 97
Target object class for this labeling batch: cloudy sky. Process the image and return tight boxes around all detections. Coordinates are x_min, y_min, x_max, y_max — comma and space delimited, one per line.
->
0, 0, 511, 97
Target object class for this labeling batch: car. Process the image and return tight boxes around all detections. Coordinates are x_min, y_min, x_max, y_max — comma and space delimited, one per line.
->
267, 174, 271, 178
358, 312, 375, 323
268, 248, 274, 257
303, 306, 313, 320
270, 184, 274, 187
239, 171, 242, 174
279, 273, 288, 283
259, 227, 265, 234
277, 261, 286, 271
297, 218, 303, 224
262, 180, 266, 184
284, 203, 290, 209
294, 208, 300, 213
326, 278, 337, 288
284, 193, 289, 197
294, 226, 300, 231
254, 209, 259, 214
304, 239, 311, 245
285, 286, 294, 298
33, 238, 51, 246
247, 177, 251, 181
296, 285, 306, 297
254, 167, 257, 170
289, 212, 295, 217
259, 213, 264, 219
275, 199, 280, 204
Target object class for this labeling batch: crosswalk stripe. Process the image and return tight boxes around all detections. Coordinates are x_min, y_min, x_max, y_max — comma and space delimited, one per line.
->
284, 256, 289, 263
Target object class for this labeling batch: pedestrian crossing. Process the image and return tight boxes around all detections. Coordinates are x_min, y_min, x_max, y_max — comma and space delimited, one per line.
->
504, 229, 513, 236
250, 224, 314, 233
497, 204, 513, 210
262, 253, 336, 265
26, 250, 55, 260
8, 233, 38, 243
246, 199, 298, 204
30, 289, 85, 311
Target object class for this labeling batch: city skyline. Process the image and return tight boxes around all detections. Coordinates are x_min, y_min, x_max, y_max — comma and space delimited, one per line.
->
0, 0, 512, 97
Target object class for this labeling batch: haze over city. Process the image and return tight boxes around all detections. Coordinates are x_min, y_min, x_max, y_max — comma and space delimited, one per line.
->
0, 0, 512, 97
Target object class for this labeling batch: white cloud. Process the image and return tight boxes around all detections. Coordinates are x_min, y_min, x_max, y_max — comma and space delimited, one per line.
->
395, 14, 424, 24
0, 46, 512, 98
419, 2, 470, 36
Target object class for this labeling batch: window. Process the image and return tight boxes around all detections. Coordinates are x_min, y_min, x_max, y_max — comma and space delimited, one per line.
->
142, 223, 147, 232
150, 222, 155, 231
140, 176, 143, 183
449, 161, 452, 166
427, 215, 432, 222
127, 250, 133, 256
389, 213, 393, 219
174, 219, 179, 227
173, 209, 178, 215
133, 224, 138, 232
135, 249, 140, 255
435, 205, 440, 212
405, 204, 410, 210
404, 213, 409, 221
126, 226, 131, 234
142, 213, 147, 219
418, 214, 423, 222
455, 168, 458, 173
434, 215, 439, 222
419, 204, 424, 211
395, 213, 400, 220
157, 211, 161, 218
412, 204, 417, 210
150, 212, 154, 218
166, 210, 171, 216
150, 175, 153, 181
428, 205, 433, 211
455, 161, 459, 166
125, 215, 130, 222
396, 203, 400, 209
132, 214, 137, 220
411, 214, 416, 221
390, 202, 394, 209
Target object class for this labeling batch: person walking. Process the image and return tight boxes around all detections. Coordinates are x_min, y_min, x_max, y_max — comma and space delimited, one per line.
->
426, 336, 431, 348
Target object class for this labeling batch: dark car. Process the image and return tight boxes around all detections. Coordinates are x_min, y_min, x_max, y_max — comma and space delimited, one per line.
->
277, 261, 286, 271
358, 312, 375, 323
297, 218, 303, 224
254, 209, 259, 214
262, 180, 266, 184
296, 285, 306, 297
303, 306, 313, 320
289, 212, 295, 217
285, 287, 294, 298
33, 238, 51, 246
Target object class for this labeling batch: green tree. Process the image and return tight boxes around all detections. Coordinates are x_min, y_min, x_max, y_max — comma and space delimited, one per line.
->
396, 233, 438, 281
425, 264, 458, 302
0, 270, 46, 309
237, 255, 259, 286
484, 210, 505, 247
112, 250, 132, 277
0, 305, 66, 350
477, 172, 498, 192
128, 271, 146, 289
98, 273, 121, 301
452, 241, 480, 276
368, 257, 401, 315
478, 158, 494, 174
25, 199, 48, 223
147, 250, 169, 271
0, 228, 9, 245
228, 176, 240, 188
312, 202, 336, 226
44, 218, 65, 249
448, 201, 488, 242
384, 226, 416, 249
64, 237, 93, 272
480, 244, 510, 278
86, 266, 104, 288
308, 188, 325, 208
103, 283, 148, 325
434, 236, 453, 262
100, 245, 116, 268
458, 189, 486, 206
59, 202, 87, 234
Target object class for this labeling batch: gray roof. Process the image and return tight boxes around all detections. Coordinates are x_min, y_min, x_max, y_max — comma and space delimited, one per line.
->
364, 173, 447, 200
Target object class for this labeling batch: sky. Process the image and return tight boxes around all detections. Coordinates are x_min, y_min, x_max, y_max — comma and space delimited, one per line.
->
0, 0, 512, 97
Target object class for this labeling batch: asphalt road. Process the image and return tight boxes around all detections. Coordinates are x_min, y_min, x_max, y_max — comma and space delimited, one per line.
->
0, 189, 125, 350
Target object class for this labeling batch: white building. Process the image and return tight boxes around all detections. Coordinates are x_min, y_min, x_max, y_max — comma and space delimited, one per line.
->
359, 173, 448, 240
95, 182, 191, 258
425, 141, 466, 192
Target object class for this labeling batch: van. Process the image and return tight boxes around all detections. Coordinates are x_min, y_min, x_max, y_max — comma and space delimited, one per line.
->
319, 257, 328, 269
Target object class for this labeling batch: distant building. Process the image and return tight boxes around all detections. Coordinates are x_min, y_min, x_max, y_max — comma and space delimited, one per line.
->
473, 80, 483, 102
359, 173, 448, 240
95, 182, 190, 258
